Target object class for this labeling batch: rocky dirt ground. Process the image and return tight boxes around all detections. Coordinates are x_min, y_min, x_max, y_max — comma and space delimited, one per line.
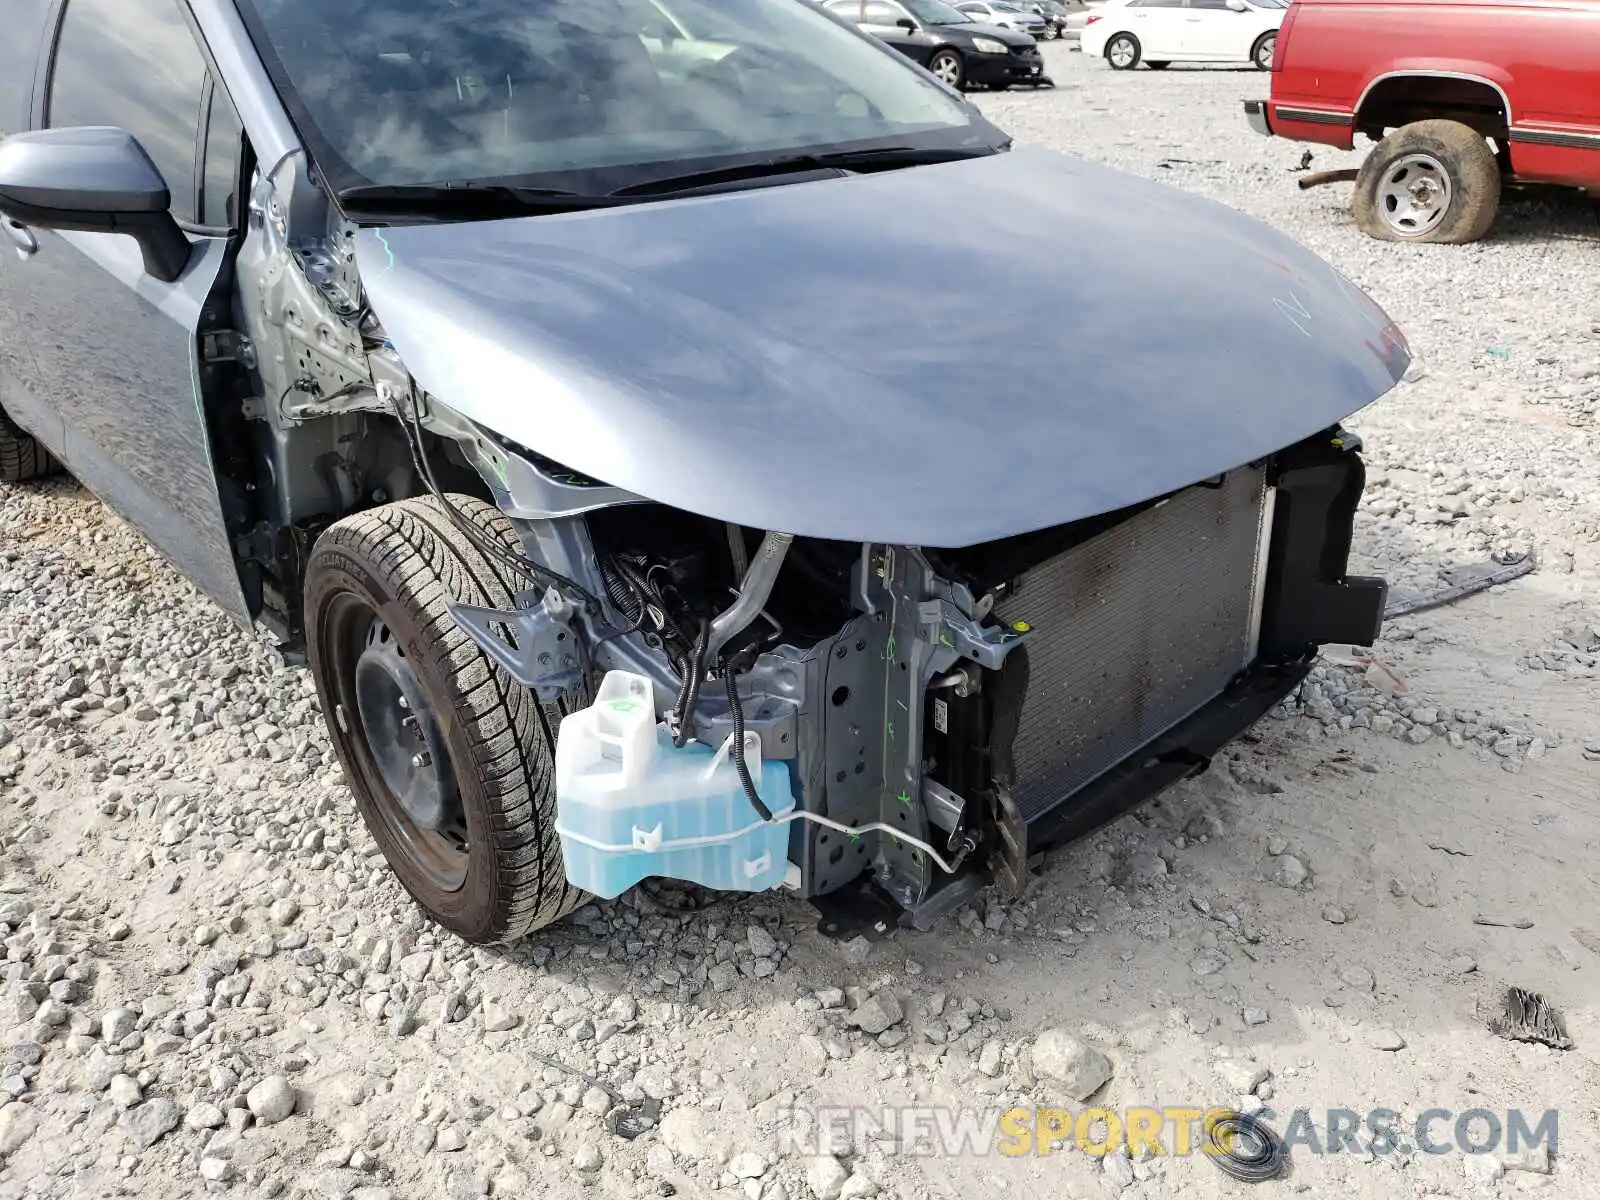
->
3, 43, 1600, 1200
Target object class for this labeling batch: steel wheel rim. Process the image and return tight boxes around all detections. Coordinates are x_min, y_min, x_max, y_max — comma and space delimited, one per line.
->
325, 592, 471, 892
1109, 38, 1134, 66
931, 53, 961, 84
1378, 152, 1453, 237
1256, 34, 1274, 67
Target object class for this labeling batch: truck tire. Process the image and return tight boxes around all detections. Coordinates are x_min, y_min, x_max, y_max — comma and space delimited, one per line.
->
1352, 120, 1500, 244
305, 494, 584, 945
0, 406, 60, 483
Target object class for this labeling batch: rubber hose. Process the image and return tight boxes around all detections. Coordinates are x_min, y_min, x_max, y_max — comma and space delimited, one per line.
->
601, 558, 645, 625
672, 623, 710, 748
725, 670, 773, 821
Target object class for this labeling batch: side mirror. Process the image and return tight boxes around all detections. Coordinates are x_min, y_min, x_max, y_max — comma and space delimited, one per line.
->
0, 127, 191, 283
897, 16, 917, 28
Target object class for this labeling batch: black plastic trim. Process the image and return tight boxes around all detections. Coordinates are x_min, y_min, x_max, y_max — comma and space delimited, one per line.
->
1275, 105, 1355, 126
1258, 430, 1387, 656
1021, 656, 1312, 856
1507, 127, 1600, 151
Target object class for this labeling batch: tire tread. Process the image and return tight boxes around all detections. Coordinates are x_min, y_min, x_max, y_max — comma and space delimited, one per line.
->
0, 409, 61, 483
307, 494, 584, 943
1352, 119, 1501, 245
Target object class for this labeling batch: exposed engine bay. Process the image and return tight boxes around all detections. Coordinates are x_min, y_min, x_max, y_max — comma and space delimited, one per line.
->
212, 154, 1390, 923
426, 435, 1381, 921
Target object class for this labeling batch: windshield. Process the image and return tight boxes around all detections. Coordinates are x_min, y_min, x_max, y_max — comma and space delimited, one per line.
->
903, 0, 977, 21
236, 0, 985, 198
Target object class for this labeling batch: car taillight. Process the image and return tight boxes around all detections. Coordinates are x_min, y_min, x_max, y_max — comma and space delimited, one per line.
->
1084, 13, 1101, 23
1271, 0, 1298, 71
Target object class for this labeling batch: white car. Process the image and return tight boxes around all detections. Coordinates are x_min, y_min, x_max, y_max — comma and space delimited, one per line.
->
954, 0, 1050, 36
1080, 0, 1286, 70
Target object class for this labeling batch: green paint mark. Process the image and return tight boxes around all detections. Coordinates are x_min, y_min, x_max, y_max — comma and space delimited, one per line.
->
606, 698, 643, 713
895, 699, 908, 713
883, 635, 897, 663
846, 828, 862, 843
938, 631, 955, 649
886, 720, 895, 741
896, 790, 913, 808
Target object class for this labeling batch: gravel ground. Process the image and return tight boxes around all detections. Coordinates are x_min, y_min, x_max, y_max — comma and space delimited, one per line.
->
3, 45, 1600, 1200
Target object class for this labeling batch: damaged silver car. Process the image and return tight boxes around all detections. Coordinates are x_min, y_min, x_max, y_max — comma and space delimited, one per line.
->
0, 0, 1408, 943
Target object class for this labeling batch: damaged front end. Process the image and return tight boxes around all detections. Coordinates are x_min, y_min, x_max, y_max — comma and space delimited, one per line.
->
442, 426, 1382, 921
226, 142, 1394, 924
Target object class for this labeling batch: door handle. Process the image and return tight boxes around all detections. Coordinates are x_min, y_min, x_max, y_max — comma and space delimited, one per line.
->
2, 218, 37, 258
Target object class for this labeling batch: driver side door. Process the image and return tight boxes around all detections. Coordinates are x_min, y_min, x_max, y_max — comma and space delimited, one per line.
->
1122, 0, 1187, 58
1182, 0, 1248, 59
857, 0, 938, 64
6, 0, 248, 620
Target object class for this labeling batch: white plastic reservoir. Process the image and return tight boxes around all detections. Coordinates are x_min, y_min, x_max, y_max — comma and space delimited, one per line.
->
554, 670, 795, 900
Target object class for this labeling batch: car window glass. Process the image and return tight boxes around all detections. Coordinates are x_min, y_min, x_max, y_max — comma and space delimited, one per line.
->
201, 83, 246, 229
235, 0, 981, 196
1188, 0, 1232, 9
860, 1, 905, 22
903, 0, 973, 21
48, 0, 207, 223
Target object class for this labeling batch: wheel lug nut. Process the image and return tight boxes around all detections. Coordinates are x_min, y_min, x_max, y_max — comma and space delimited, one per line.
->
411, 751, 431, 769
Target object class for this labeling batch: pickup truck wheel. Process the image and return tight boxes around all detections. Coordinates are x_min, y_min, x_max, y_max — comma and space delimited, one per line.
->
1251, 32, 1275, 70
305, 494, 583, 945
0, 407, 60, 483
1105, 34, 1141, 69
1353, 120, 1500, 244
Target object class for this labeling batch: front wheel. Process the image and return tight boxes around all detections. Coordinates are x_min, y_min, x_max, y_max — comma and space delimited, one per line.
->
305, 494, 584, 944
1352, 119, 1501, 244
927, 48, 965, 90
0, 406, 60, 483
1251, 31, 1275, 70
1105, 33, 1141, 69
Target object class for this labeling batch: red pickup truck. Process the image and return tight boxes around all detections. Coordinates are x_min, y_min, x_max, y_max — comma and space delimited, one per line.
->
1244, 0, 1600, 243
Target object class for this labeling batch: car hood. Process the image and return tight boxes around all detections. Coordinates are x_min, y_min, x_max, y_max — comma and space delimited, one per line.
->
357, 145, 1407, 548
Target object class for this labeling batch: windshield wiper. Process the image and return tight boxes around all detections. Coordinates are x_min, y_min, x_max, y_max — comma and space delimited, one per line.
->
336, 181, 627, 219
608, 145, 1000, 198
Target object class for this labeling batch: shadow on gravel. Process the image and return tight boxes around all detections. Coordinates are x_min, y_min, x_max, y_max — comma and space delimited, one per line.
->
1491, 189, 1600, 245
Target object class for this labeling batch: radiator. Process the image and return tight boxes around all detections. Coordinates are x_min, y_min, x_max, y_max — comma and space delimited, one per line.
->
994, 466, 1272, 821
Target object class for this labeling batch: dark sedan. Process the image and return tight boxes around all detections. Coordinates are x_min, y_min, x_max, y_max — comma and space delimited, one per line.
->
825, 0, 1050, 90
